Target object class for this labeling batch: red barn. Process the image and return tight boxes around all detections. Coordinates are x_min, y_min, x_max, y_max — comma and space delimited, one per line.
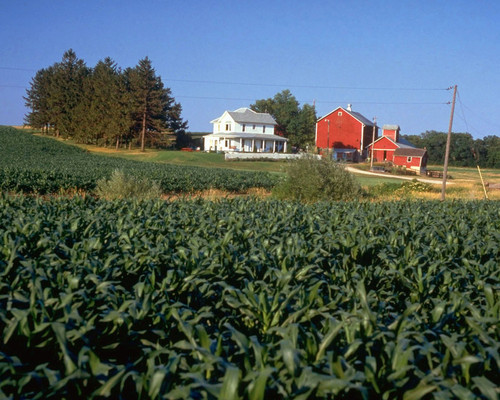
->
315, 105, 377, 161
367, 124, 428, 173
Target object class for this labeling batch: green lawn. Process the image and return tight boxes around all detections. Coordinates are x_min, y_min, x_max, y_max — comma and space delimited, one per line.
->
61, 141, 288, 173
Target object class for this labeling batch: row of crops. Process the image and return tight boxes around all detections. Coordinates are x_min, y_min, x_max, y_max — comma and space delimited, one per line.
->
0, 127, 278, 193
1, 195, 499, 398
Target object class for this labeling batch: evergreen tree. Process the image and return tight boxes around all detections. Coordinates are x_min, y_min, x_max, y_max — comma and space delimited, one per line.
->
80, 58, 131, 146
51, 50, 89, 138
126, 58, 172, 151
24, 51, 186, 149
24, 66, 56, 134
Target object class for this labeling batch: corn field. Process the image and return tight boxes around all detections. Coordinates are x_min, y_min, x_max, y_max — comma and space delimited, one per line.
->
1, 196, 499, 399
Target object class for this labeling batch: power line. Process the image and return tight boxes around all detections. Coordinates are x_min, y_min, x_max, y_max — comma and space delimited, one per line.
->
167, 78, 449, 91
456, 89, 471, 133
0, 84, 27, 88
0, 66, 36, 72
176, 95, 448, 106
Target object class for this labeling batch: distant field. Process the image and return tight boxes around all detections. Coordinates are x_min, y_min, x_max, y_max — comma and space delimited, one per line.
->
10, 127, 500, 199
0, 127, 279, 195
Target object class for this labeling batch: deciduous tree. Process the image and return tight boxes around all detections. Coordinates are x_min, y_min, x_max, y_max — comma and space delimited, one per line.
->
250, 90, 316, 149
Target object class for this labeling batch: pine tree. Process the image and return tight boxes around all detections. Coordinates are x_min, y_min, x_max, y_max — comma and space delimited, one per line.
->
81, 58, 131, 146
126, 57, 187, 151
126, 58, 163, 151
50, 49, 89, 138
24, 66, 56, 134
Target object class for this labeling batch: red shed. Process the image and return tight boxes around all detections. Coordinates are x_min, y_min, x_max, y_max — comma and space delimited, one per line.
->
315, 105, 377, 161
366, 124, 428, 173
393, 148, 428, 172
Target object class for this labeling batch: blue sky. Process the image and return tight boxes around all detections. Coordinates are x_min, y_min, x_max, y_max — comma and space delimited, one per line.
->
1, 0, 499, 138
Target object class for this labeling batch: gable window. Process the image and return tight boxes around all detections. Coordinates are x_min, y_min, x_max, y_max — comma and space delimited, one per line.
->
407, 156, 412, 162
242, 124, 246, 132
263, 125, 266, 133
225, 123, 231, 131
338, 112, 342, 116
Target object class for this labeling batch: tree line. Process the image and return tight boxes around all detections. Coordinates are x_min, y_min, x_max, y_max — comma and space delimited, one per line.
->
403, 131, 500, 168
24, 50, 188, 151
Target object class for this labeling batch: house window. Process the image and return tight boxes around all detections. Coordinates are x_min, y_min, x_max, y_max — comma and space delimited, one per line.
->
225, 123, 231, 131
338, 112, 342, 116
407, 156, 412, 162
242, 124, 246, 132
263, 125, 266, 133
225, 140, 229, 147
253, 125, 256, 130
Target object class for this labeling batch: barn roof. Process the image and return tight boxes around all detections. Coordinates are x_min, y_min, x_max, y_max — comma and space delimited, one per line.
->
344, 109, 374, 126
319, 106, 374, 126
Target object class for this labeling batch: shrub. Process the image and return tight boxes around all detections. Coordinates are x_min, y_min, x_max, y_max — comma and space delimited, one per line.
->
273, 155, 363, 202
368, 179, 437, 199
397, 179, 435, 194
95, 169, 162, 200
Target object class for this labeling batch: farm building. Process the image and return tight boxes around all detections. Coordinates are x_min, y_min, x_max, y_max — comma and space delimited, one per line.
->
366, 125, 428, 173
203, 108, 288, 153
315, 104, 378, 161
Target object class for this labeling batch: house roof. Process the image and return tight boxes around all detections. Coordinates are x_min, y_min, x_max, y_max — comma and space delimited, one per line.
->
211, 108, 277, 125
394, 147, 427, 157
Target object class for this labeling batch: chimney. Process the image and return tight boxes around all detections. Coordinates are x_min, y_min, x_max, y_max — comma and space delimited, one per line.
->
347, 104, 352, 111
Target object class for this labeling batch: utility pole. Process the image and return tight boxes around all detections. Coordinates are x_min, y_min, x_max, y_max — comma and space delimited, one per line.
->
441, 85, 457, 201
371, 117, 377, 170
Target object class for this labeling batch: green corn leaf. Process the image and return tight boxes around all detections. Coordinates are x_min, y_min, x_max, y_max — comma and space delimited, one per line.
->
403, 383, 437, 400
220, 366, 240, 400
316, 319, 343, 362
148, 370, 167, 399
92, 368, 126, 397
248, 367, 273, 400
471, 376, 499, 400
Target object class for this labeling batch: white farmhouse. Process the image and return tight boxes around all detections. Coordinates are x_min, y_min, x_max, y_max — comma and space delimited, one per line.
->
203, 108, 288, 153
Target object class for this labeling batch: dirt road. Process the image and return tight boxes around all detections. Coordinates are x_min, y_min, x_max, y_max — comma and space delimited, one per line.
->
346, 167, 451, 185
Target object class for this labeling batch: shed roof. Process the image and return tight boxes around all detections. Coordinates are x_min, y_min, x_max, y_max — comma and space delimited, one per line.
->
394, 147, 427, 157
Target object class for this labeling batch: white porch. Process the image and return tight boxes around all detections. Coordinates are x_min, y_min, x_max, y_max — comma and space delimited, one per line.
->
204, 133, 288, 153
